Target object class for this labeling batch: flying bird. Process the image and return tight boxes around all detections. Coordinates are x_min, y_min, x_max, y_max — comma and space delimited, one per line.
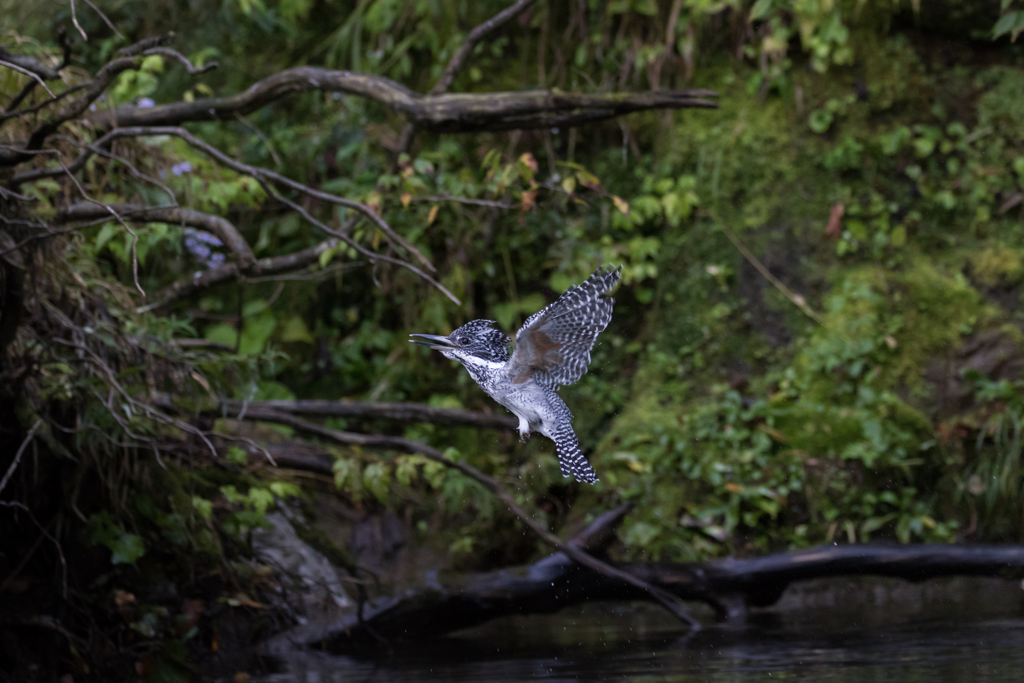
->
410, 267, 621, 484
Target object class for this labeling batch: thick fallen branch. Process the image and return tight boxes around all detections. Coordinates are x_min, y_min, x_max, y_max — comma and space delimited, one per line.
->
58, 203, 255, 269
95, 67, 717, 133
266, 541, 1024, 650
264, 503, 632, 653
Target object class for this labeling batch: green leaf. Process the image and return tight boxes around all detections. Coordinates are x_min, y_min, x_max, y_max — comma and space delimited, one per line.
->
808, 108, 834, 134
238, 311, 277, 355
319, 245, 336, 268
204, 324, 238, 348
622, 521, 661, 547
993, 11, 1024, 41
280, 315, 314, 344
890, 224, 907, 247
192, 496, 213, 520
248, 488, 274, 515
269, 481, 300, 498
395, 455, 421, 486
913, 137, 935, 157
110, 533, 146, 565
94, 222, 118, 253
363, 462, 391, 503
749, 0, 773, 22
227, 446, 248, 465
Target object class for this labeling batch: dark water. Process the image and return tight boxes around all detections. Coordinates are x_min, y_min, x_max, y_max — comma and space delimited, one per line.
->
258, 577, 1024, 682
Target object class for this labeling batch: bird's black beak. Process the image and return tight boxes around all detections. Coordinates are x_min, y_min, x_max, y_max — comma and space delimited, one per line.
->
409, 333, 455, 350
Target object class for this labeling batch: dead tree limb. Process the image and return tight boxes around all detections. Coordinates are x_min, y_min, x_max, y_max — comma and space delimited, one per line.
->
137, 238, 342, 311
19, 125, 456, 306
59, 203, 255, 270
14, 126, 431, 275
94, 67, 717, 134
263, 503, 633, 652
266, 540, 1024, 650
0, 48, 61, 81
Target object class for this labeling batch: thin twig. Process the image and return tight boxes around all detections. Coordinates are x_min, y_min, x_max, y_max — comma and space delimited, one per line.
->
69, 0, 88, 41
142, 47, 218, 75
430, 0, 540, 96
235, 112, 282, 167
0, 419, 43, 496
0, 59, 57, 98
12, 126, 443, 284
394, 0, 541, 160
51, 156, 146, 296
82, 0, 126, 40
707, 209, 827, 328
0, 501, 68, 599
1, 84, 86, 122
415, 195, 514, 209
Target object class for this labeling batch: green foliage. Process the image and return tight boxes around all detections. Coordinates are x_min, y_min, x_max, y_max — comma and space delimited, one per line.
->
87, 512, 147, 565
7, 5, 1024, 651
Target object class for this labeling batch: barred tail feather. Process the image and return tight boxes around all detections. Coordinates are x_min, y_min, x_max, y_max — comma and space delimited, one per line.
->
550, 420, 598, 484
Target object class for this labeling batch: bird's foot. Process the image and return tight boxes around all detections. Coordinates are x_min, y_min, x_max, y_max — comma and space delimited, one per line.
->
519, 432, 531, 443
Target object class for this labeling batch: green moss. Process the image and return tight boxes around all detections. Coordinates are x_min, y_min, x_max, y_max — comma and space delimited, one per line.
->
970, 246, 1024, 286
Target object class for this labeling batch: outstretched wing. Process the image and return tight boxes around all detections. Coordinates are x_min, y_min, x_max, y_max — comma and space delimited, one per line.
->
507, 266, 620, 389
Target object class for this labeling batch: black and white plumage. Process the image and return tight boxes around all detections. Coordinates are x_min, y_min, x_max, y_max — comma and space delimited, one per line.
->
410, 267, 620, 484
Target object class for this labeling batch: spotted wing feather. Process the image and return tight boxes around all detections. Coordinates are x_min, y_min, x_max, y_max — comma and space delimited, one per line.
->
507, 266, 620, 389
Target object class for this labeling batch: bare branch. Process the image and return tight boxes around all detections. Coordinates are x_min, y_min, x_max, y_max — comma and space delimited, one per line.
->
218, 398, 518, 430
0, 59, 56, 99
0, 59, 135, 167
142, 47, 218, 75
69, 0, 88, 41
0, 419, 43, 497
96, 66, 718, 133
4, 30, 73, 114
82, 0, 126, 40
14, 125, 435, 272
430, 0, 540, 96
415, 195, 514, 209
0, 37, 181, 167
12, 126, 455, 301
0, 48, 61, 80
59, 203, 256, 270
136, 236, 342, 311
1, 84, 86, 122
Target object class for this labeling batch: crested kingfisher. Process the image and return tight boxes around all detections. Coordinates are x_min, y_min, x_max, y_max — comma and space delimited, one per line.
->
410, 266, 621, 484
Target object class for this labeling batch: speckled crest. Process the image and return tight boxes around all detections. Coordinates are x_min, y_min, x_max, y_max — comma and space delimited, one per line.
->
448, 319, 511, 363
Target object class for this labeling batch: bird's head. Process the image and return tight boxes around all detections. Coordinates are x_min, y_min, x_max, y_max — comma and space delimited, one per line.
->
410, 319, 511, 365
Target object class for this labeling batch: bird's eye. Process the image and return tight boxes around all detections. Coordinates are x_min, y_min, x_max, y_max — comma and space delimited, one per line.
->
459, 337, 469, 345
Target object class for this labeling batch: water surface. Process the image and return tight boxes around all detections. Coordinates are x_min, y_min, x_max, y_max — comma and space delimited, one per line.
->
259, 577, 1024, 682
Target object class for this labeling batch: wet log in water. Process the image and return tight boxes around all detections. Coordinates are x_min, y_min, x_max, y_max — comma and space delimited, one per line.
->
263, 508, 1024, 653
